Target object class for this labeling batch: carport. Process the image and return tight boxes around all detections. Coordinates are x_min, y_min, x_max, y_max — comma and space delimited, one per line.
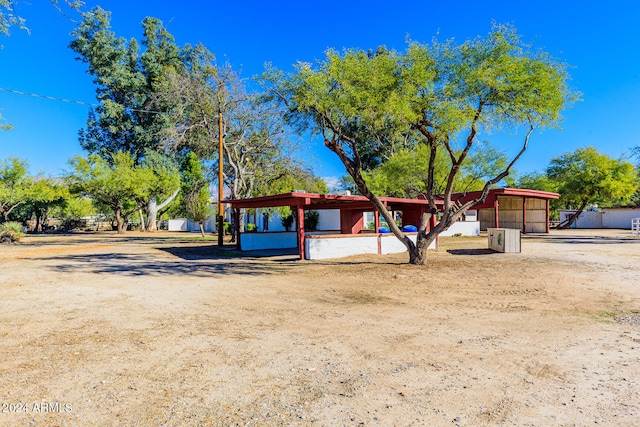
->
223, 192, 437, 260
452, 188, 560, 233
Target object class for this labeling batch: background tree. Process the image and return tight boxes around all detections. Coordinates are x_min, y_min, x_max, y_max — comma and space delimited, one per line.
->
54, 194, 95, 230
1, 0, 82, 36
632, 146, 640, 206
67, 151, 154, 233
24, 177, 69, 231
181, 152, 210, 237
547, 147, 637, 228
0, 156, 30, 222
365, 141, 512, 199
137, 150, 180, 231
159, 52, 305, 202
266, 24, 576, 265
158, 50, 323, 237
70, 7, 183, 228
516, 171, 562, 219
70, 7, 180, 162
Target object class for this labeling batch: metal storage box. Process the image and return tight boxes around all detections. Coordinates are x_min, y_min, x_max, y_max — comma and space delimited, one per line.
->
488, 228, 521, 253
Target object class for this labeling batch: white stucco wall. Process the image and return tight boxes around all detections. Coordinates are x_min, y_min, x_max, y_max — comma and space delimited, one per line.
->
559, 208, 640, 230
305, 235, 379, 260
305, 233, 436, 260
168, 219, 188, 231
559, 211, 603, 229
602, 208, 640, 229
240, 232, 297, 251
169, 218, 217, 232
438, 221, 481, 237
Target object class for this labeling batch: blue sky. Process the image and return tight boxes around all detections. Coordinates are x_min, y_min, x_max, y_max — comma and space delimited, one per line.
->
1, 0, 639, 186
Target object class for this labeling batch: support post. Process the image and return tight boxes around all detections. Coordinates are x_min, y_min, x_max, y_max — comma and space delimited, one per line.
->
494, 199, 500, 229
234, 208, 241, 250
296, 205, 305, 260
375, 210, 381, 254
522, 197, 527, 234
430, 209, 438, 249
218, 111, 224, 247
546, 199, 551, 233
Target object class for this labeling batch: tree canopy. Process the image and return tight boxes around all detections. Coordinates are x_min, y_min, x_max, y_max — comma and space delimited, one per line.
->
546, 147, 637, 228
265, 24, 577, 264
365, 141, 513, 199
70, 6, 180, 163
67, 151, 157, 233
181, 152, 210, 237
0, 156, 30, 222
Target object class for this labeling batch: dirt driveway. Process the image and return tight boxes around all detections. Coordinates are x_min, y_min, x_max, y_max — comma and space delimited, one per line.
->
1, 230, 639, 426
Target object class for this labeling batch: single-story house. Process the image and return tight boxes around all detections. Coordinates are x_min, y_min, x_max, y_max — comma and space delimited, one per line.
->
223, 188, 559, 260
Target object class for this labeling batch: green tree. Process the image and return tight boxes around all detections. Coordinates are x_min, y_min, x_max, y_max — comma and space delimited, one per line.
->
547, 147, 638, 229
366, 141, 511, 199
138, 150, 180, 231
632, 147, 640, 206
516, 171, 561, 219
67, 151, 154, 234
0, 157, 30, 222
25, 177, 69, 231
55, 195, 95, 229
70, 7, 180, 162
266, 24, 576, 264
70, 7, 185, 228
159, 53, 319, 239
181, 152, 210, 237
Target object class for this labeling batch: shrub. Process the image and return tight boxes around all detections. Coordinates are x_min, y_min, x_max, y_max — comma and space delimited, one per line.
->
280, 214, 294, 231
0, 221, 24, 243
224, 221, 233, 235
304, 210, 320, 231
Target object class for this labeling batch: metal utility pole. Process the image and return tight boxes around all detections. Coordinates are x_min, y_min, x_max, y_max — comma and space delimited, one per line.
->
217, 111, 224, 246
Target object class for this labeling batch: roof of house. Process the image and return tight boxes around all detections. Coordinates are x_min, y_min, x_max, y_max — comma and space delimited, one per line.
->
224, 192, 438, 210
224, 188, 559, 211
451, 188, 560, 210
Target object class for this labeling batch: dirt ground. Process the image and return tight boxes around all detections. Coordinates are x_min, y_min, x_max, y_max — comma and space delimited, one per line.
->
0, 229, 639, 426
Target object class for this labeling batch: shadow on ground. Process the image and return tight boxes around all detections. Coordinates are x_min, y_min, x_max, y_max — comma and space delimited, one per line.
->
447, 248, 496, 256
30, 252, 294, 278
159, 245, 299, 262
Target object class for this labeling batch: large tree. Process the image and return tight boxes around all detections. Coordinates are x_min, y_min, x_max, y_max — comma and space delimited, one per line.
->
180, 152, 210, 237
67, 151, 155, 234
70, 7, 182, 229
547, 147, 637, 228
159, 51, 302, 202
70, 6, 179, 161
266, 24, 576, 264
158, 49, 319, 240
24, 177, 69, 231
0, 157, 30, 222
137, 150, 180, 231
